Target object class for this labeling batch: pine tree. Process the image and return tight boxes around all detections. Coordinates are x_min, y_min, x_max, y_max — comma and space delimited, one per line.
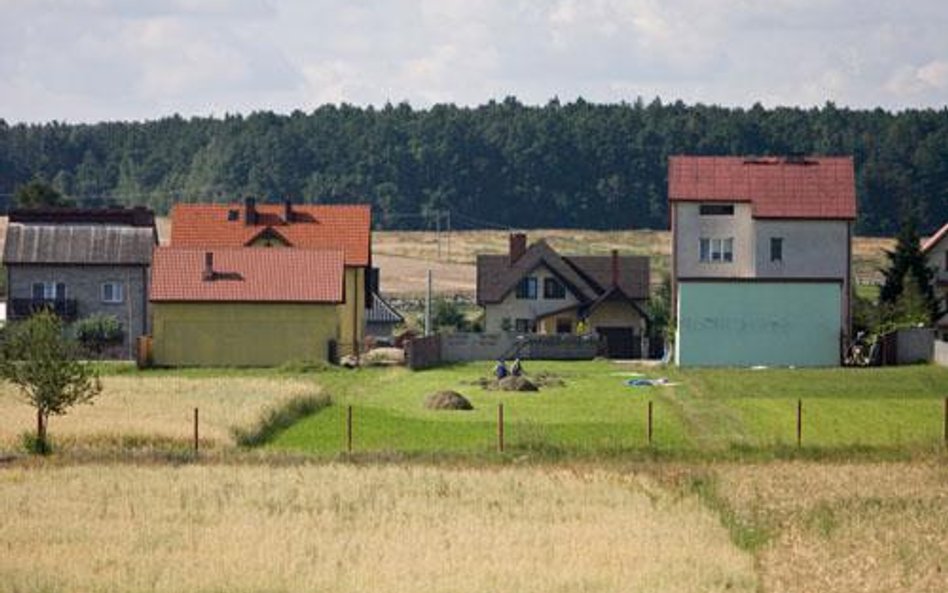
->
879, 211, 938, 323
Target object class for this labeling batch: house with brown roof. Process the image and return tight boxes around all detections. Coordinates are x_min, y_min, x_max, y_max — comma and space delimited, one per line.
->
668, 155, 856, 366
3, 207, 158, 358
477, 233, 650, 358
921, 221, 948, 340
150, 248, 344, 366
168, 198, 372, 358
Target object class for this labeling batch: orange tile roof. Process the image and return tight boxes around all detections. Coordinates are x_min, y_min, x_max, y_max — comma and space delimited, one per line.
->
921, 221, 948, 253
668, 156, 856, 219
150, 247, 344, 303
169, 203, 371, 266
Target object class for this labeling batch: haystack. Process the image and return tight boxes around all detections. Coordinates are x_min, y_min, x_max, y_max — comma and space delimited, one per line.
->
424, 390, 474, 410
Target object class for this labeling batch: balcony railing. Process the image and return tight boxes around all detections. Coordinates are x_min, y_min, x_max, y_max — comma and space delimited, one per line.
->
10, 298, 79, 321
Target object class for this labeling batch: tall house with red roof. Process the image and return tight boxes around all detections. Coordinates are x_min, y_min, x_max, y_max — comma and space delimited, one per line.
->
921, 221, 948, 339
668, 156, 856, 366
154, 199, 372, 365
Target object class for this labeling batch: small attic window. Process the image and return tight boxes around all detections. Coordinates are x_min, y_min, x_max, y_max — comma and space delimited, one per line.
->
227, 209, 240, 221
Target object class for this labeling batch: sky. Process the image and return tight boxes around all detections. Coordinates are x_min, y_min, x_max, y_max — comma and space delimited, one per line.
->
2, 0, 948, 124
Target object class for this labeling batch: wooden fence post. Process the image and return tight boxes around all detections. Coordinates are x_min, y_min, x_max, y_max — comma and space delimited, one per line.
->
346, 405, 353, 455
647, 400, 653, 446
193, 407, 199, 454
796, 399, 802, 448
498, 403, 505, 453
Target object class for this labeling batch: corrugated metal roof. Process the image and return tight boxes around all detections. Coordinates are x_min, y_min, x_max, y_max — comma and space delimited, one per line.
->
150, 248, 344, 303
3, 224, 156, 265
668, 156, 857, 220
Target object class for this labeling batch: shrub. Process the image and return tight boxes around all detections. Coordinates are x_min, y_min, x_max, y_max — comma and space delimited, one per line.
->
231, 393, 332, 447
74, 314, 124, 355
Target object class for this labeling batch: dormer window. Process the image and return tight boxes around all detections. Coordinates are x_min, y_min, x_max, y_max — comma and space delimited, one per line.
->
227, 209, 240, 222
699, 204, 734, 216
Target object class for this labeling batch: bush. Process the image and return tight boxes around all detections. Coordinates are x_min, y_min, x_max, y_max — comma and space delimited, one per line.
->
231, 393, 332, 447
74, 314, 124, 355
20, 431, 51, 455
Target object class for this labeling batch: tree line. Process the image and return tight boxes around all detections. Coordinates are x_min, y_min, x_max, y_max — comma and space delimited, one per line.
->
2, 97, 947, 235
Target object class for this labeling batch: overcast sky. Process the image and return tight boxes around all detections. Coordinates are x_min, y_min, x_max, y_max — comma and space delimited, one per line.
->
2, 0, 948, 124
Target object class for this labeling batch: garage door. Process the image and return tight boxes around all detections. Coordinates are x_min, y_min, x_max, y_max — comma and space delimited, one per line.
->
597, 327, 640, 359
676, 281, 841, 367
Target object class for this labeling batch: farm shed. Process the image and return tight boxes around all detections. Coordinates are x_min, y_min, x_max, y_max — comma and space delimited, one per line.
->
675, 280, 842, 367
150, 248, 343, 367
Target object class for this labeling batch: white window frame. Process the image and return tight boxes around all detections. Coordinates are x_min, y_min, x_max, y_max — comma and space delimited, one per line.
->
32, 281, 65, 300
101, 281, 124, 304
699, 237, 734, 263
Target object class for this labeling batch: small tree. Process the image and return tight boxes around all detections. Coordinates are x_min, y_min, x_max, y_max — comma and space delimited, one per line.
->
0, 310, 102, 454
74, 314, 125, 356
13, 179, 74, 209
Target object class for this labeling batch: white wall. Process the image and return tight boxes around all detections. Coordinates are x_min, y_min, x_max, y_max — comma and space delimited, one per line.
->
674, 202, 755, 278
483, 264, 580, 333
926, 236, 948, 330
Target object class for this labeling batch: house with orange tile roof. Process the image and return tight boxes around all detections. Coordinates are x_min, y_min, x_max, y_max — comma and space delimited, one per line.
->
155, 198, 373, 364
668, 155, 856, 366
150, 248, 345, 366
921, 221, 948, 339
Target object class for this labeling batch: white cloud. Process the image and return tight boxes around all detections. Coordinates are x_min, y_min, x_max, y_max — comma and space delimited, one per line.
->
2, 0, 948, 122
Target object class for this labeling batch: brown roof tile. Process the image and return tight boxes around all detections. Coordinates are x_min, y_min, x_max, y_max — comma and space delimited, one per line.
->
668, 156, 856, 220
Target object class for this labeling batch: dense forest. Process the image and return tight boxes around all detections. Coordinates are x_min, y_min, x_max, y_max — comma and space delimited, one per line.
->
2, 98, 947, 235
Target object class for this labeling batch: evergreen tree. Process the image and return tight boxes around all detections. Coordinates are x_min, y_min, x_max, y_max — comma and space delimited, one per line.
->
879, 211, 938, 323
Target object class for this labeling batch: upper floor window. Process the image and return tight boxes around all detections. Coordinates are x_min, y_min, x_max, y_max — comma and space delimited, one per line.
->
32, 282, 66, 300
770, 237, 784, 263
699, 204, 735, 216
543, 277, 566, 299
516, 276, 538, 300
699, 237, 734, 263
102, 282, 124, 304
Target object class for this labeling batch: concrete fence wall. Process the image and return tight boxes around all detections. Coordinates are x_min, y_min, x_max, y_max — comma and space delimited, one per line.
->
407, 332, 601, 369
935, 340, 948, 367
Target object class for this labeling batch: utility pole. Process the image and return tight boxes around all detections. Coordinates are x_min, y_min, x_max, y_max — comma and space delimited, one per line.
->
446, 210, 451, 262
435, 209, 442, 260
425, 269, 433, 337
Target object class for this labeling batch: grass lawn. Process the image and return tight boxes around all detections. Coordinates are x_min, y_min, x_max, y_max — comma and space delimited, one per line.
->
270, 361, 948, 456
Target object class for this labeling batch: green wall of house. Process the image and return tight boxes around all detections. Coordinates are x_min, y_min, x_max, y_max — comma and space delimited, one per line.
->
675, 281, 841, 367
152, 302, 339, 367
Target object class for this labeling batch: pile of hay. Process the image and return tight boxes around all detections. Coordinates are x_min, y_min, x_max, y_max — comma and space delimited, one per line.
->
424, 391, 474, 411
497, 376, 539, 392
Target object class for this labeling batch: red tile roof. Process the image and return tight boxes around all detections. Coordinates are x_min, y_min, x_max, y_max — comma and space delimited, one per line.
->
668, 156, 856, 219
169, 203, 371, 266
150, 248, 344, 303
921, 222, 948, 254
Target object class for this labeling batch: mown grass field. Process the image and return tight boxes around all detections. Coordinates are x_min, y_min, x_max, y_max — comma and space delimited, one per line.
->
270, 361, 948, 456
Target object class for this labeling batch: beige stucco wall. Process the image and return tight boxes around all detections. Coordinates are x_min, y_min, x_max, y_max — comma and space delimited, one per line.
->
674, 202, 755, 278
483, 264, 580, 333
337, 266, 366, 356
587, 299, 647, 331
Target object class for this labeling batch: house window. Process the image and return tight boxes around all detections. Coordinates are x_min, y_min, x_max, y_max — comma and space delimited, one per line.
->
102, 282, 124, 304
770, 237, 783, 262
32, 282, 66, 300
556, 318, 573, 334
543, 277, 566, 299
516, 276, 538, 299
699, 204, 735, 216
514, 318, 535, 333
699, 238, 734, 263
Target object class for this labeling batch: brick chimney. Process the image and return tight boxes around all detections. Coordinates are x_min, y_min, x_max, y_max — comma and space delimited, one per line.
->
509, 233, 527, 263
202, 252, 214, 281
611, 249, 619, 287
283, 199, 293, 224
244, 197, 257, 226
